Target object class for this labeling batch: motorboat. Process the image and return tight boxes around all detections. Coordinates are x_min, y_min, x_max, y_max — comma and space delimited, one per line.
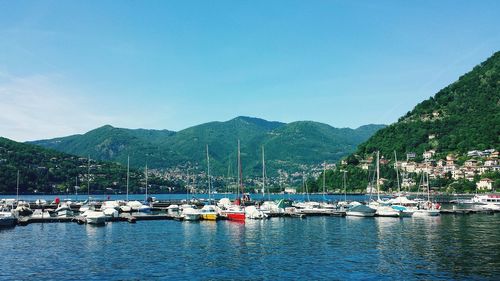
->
14, 201, 33, 217
126, 201, 152, 213
167, 204, 179, 215
31, 209, 52, 219
0, 208, 17, 228
346, 201, 376, 217
82, 210, 106, 225
55, 202, 74, 218
245, 205, 267, 219
200, 205, 219, 221
181, 206, 201, 221
102, 208, 119, 217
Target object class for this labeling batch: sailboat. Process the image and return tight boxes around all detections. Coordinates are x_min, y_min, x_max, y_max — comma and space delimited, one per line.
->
319, 162, 336, 209
368, 151, 401, 217
346, 153, 377, 217
223, 140, 246, 221
200, 145, 219, 221
388, 151, 414, 217
413, 165, 440, 217
78, 157, 106, 223
259, 146, 280, 216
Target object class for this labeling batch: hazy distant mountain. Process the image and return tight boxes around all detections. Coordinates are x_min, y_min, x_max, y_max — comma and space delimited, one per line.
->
31, 117, 385, 175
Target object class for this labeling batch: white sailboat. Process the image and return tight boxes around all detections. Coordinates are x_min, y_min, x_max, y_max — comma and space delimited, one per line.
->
413, 165, 440, 217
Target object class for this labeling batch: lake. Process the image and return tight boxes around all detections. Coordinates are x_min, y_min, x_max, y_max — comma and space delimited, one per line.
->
1, 211, 499, 280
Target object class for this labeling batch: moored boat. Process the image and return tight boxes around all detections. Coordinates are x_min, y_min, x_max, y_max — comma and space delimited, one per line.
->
200, 205, 219, 221
0, 208, 17, 228
346, 201, 376, 217
181, 206, 201, 221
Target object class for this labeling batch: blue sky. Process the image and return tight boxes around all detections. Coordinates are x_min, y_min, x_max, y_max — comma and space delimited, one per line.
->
0, 1, 499, 141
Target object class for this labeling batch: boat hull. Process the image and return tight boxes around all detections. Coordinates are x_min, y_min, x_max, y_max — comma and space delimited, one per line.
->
226, 212, 246, 221
413, 210, 440, 217
346, 211, 376, 217
0, 217, 17, 227
200, 213, 218, 221
183, 214, 201, 221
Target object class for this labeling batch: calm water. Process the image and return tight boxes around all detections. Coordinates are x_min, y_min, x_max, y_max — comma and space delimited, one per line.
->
1, 214, 499, 280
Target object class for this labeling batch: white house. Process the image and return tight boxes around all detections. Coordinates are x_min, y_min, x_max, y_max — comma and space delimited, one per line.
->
476, 178, 494, 191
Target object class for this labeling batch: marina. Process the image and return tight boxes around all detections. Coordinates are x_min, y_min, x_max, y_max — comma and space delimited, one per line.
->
2, 193, 499, 228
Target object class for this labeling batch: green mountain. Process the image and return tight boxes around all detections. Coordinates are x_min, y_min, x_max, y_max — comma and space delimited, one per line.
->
30, 117, 385, 176
356, 51, 500, 159
0, 137, 176, 194
315, 51, 500, 194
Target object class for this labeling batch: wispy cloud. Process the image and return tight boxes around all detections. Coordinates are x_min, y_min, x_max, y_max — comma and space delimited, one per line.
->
0, 72, 114, 142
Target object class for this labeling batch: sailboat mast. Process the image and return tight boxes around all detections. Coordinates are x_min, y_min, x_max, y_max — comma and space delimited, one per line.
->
238, 140, 243, 199
394, 151, 401, 193
206, 144, 211, 205
126, 155, 130, 202
376, 151, 380, 200
145, 163, 148, 202
323, 162, 326, 200
426, 163, 430, 201
262, 145, 266, 198
16, 170, 19, 202
87, 156, 90, 201
343, 170, 347, 202
75, 176, 78, 201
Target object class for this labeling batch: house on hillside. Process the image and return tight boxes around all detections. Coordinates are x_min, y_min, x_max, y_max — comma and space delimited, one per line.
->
476, 178, 494, 191
446, 155, 456, 165
464, 159, 479, 167
423, 150, 436, 160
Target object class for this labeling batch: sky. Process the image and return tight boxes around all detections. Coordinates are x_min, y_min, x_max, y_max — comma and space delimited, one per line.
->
0, 1, 499, 142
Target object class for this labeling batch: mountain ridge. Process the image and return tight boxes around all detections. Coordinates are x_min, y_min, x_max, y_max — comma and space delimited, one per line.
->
29, 117, 385, 175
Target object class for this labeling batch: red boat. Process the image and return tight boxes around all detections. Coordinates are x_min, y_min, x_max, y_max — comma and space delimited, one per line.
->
225, 210, 246, 221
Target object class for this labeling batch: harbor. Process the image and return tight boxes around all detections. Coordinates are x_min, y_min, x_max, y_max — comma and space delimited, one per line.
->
3, 193, 499, 229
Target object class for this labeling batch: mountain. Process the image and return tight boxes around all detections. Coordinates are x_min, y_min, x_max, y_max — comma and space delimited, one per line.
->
355, 51, 500, 160
30, 117, 385, 176
0, 137, 175, 194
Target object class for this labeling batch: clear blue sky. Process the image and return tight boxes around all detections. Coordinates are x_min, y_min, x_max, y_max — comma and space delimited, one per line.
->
1, 1, 499, 141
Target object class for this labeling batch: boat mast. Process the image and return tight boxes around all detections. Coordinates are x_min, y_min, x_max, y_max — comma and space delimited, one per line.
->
426, 162, 430, 202
75, 176, 78, 201
237, 140, 241, 200
145, 163, 148, 203
16, 170, 19, 202
304, 173, 310, 202
87, 156, 90, 201
262, 145, 267, 199
206, 144, 211, 205
322, 162, 326, 201
343, 170, 347, 202
376, 151, 380, 201
394, 151, 401, 194
126, 155, 130, 202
